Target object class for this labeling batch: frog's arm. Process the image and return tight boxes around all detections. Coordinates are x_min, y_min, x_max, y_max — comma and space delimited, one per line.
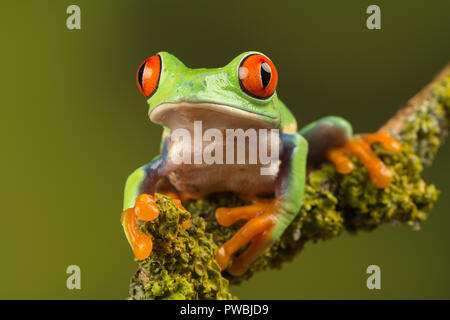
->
121, 136, 170, 260
279, 100, 298, 134
299, 116, 353, 165
299, 116, 401, 188
123, 133, 170, 210
271, 133, 308, 239
215, 132, 308, 275
123, 155, 167, 210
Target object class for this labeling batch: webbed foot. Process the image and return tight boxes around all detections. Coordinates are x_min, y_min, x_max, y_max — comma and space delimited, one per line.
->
326, 132, 402, 188
215, 197, 279, 276
121, 194, 159, 260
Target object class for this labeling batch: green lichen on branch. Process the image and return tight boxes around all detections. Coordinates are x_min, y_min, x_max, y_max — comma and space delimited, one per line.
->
399, 75, 450, 165
129, 194, 235, 300
129, 69, 450, 299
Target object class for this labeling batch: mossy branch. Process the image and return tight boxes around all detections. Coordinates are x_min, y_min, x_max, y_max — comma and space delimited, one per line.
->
129, 64, 450, 300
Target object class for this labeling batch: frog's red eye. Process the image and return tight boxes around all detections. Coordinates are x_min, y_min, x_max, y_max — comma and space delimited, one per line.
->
137, 55, 161, 98
238, 54, 278, 99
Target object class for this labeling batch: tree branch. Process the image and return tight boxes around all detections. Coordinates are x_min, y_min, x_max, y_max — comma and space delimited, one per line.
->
380, 63, 450, 135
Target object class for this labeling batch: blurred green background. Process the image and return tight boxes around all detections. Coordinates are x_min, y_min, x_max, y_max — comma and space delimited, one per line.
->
1, 0, 449, 299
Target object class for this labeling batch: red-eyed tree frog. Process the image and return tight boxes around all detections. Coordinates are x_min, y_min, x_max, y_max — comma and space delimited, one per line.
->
121, 52, 401, 276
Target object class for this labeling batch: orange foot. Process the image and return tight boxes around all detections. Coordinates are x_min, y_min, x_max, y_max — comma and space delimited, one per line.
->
215, 197, 279, 276
121, 194, 159, 260
325, 132, 402, 188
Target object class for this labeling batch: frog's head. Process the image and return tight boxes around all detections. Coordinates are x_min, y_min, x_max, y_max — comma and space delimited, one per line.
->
136, 52, 281, 130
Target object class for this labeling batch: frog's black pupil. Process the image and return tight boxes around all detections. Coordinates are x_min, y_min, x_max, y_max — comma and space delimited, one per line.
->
260, 62, 271, 89
138, 62, 146, 89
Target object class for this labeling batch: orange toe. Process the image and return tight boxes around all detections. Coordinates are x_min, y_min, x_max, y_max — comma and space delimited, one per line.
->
215, 199, 277, 274
121, 208, 153, 260
215, 204, 265, 227
325, 148, 355, 174
215, 246, 231, 271
227, 230, 272, 276
326, 132, 401, 189
134, 194, 159, 221
363, 132, 402, 152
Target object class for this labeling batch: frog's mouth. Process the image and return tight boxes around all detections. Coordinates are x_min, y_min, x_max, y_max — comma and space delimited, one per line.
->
150, 102, 279, 130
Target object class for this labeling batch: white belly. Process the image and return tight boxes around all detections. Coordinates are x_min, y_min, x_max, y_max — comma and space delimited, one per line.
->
164, 127, 281, 197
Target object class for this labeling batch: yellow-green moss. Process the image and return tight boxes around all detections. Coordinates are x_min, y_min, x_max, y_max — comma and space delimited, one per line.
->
401, 74, 450, 166
129, 194, 235, 300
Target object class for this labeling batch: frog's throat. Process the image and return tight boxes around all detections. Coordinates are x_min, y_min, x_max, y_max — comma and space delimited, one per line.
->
149, 101, 280, 130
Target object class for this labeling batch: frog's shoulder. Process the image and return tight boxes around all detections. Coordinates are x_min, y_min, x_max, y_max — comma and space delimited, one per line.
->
278, 99, 297, 134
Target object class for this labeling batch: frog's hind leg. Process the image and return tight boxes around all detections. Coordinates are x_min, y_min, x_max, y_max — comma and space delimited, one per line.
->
215, 196, 273, 227
215, 197, 279, 275
215, 134, 307, 276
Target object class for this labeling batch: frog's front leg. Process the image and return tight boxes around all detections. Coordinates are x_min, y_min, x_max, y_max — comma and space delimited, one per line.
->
215, 133, 307, 276
121, 150, 169, 260
326, 132, 402, 188
299, 116, 402, 188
